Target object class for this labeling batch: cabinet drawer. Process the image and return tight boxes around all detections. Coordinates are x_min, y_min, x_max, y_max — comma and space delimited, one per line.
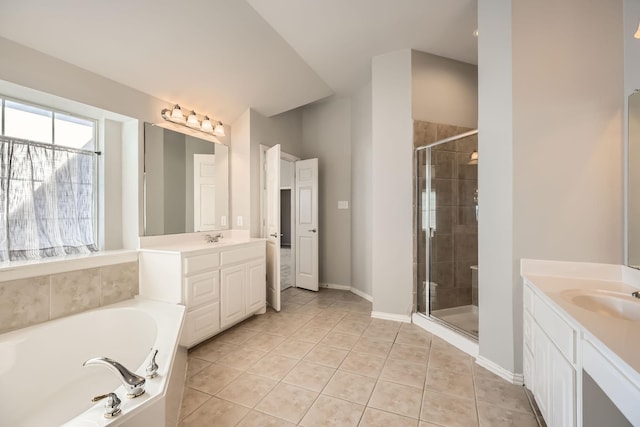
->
220, 245, 264, 266
523, 310, 534, 353
523, 284, 534, 314
185, 271, 219, 309
183, 302, 220, 347
535, 294, 576, 363
184, 252, 220, 275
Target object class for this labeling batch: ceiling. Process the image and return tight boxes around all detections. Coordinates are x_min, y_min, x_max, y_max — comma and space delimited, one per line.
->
0, 0, 477, 123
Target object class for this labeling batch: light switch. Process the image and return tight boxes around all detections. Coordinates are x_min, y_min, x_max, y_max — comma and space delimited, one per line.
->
237, 216, 243, 226
221, 216, 227, 226
338, 201, 349, 210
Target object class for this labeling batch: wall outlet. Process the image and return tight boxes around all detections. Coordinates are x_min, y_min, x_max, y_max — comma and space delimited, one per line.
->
338, 201, 349, 210
236, 216, 243, 226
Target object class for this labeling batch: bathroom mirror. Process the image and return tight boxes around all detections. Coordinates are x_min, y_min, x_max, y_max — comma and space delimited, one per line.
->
628, 92, 640, 268
143, 122, 229, 236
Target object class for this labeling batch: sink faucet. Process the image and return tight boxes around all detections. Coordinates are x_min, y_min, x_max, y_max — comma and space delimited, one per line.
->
83, 357, 146, 398
204, 233, 223, 243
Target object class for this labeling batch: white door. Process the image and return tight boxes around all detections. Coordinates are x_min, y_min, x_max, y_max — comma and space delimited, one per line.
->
194, 154, 216, 231
295, 159, 319, 291
265, 145, 281, 311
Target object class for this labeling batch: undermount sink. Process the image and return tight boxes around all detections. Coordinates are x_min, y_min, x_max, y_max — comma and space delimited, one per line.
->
561, 289, 640, 321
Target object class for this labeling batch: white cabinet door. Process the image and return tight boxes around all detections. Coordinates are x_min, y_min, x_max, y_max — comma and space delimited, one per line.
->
245, 259, 266, 314
550, 344, 576, 427
534, 323, 551, 421
183, 303, 220, 347
221, 265, 246, 328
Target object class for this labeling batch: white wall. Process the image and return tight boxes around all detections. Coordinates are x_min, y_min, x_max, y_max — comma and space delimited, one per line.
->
477, 0, 515, 372
0, 36, 223, 247
351, 82, 373, 297
412, 50, 478, 128
102, 119, 123, 250
250, 109, 303, 236
230, 109, 251, 234
302, 97, 352, 287
371, 49, 414, 316
478, 0, 624, 374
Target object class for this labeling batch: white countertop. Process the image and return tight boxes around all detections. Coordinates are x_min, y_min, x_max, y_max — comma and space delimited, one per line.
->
139, 237, 266, 254
521, 259, 640, 378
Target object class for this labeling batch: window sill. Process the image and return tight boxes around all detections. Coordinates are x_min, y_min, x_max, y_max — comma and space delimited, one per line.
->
0, 250, 138, 282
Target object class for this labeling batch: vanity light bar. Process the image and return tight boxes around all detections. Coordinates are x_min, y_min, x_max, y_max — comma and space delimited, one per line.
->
160, 104, 225, 137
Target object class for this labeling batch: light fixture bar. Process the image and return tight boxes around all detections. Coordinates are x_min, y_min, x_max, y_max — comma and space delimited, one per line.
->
160, 104, 225, 137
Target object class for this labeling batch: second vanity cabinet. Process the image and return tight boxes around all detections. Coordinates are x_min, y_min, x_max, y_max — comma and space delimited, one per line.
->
524, 283, 578, 427
139, 240, 266, 347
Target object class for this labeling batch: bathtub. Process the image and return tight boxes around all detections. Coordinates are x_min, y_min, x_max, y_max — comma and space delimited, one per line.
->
0, 297, 186, 427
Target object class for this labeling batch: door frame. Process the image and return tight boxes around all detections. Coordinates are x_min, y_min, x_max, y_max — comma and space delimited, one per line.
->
259, 145, 300, 291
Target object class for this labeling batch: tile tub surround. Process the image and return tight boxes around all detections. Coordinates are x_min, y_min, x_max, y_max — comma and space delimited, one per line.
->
180, 288, 537, 426
0, 261, 139, 333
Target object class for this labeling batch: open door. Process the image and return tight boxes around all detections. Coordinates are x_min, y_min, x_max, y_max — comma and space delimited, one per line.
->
295, 158, 319, 291
194, 154, 216, 231
265, 145, 281, 311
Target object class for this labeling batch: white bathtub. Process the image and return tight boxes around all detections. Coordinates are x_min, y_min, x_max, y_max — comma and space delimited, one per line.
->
0, 297, 186, 427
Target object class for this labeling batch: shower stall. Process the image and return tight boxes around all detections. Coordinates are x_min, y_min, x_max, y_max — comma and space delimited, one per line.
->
414, 123, 478, 339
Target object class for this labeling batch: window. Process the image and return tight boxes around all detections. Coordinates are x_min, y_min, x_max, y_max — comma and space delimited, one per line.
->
0, 97, 98, 262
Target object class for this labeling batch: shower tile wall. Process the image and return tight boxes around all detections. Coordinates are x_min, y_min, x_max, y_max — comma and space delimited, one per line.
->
414, 121, 478, 312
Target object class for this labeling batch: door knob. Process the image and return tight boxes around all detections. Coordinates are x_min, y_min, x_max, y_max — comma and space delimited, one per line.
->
270, 233, 279, 238
308, 229, 317, 233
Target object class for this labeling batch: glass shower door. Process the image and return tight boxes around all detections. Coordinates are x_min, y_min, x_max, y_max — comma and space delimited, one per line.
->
415, 130, 478, 339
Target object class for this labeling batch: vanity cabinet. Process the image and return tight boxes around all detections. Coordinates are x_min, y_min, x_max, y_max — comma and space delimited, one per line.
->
524, 283, 577, 427
139, 240, 266, 348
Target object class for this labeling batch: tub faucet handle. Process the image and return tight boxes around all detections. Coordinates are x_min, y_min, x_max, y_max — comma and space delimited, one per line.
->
92, 392, 121, 418
83, 357, 146, 398
146, 349, 159, 379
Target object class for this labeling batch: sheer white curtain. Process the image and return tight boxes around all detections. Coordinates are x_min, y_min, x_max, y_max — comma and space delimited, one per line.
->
0, 136, 97, 261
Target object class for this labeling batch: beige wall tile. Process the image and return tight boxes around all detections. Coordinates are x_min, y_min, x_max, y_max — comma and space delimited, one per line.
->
50, 268, 100, 319
0, 276, 49, 333
100, 262, 138, 306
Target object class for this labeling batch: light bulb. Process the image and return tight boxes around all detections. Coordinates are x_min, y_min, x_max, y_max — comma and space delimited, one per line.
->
201, 116, 214, 132
635, 22, 640, 39
170, 104, 185, 123
186, 111, 200, 128
214, 122, 225, 137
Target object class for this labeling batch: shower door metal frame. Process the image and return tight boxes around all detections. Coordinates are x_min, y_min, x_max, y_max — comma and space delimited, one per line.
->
414, 129, 478, 339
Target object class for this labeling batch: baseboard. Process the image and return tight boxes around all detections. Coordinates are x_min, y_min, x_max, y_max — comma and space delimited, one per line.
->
412, 313, 479, 357
476, 355, 524, 385
371, 311, 412, 323
319, 283, 374, 303
349, 287, 373, 302
319, 282, 351, 291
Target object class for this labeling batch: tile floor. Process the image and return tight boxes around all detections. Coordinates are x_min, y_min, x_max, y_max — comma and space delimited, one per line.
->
180, 287, 538, 427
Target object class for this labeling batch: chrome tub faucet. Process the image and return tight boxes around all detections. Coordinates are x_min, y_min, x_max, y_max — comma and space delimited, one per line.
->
83, 357, 146, 398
